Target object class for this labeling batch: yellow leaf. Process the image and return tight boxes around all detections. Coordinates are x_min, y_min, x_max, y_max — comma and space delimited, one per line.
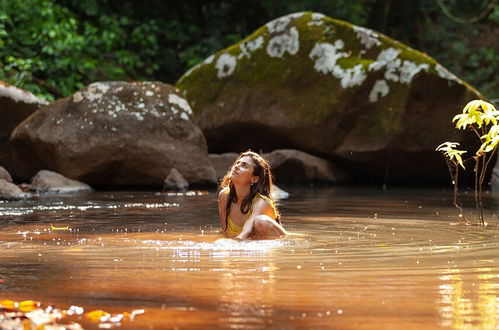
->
455, 154, 465, 169
18, 300, 39, 312
85, 309, 110, 322
51, 225, 69, 231
0, 300, 16, 309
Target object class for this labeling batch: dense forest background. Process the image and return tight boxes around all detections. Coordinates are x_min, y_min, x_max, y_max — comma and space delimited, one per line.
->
0, 0, 497, 102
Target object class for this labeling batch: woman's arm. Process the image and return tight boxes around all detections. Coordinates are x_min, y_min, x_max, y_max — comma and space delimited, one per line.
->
217, 189, 228, 232
234, 198, 275, 240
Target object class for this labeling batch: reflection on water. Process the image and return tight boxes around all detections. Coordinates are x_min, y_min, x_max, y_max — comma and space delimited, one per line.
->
439, 268, 499, 329
0, 187, 498, 329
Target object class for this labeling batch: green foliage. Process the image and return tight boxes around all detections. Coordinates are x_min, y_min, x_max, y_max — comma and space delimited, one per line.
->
0, 0, 496, 101
436, 142, 466, 169
378, 0, 498, 98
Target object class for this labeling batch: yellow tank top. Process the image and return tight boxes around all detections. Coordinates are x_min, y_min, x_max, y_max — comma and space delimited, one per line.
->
223, 188, 278, 235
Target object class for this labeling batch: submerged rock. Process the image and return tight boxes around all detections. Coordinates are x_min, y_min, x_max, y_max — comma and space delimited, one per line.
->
10, 81, 217, 187
163, 168, 189, 192
177, 12, 483, 184
30, 170, 92, 193
0, 179, 29, 200
0, 81, 47, 176
0, 166, 13, 183
270, 185, 289, 200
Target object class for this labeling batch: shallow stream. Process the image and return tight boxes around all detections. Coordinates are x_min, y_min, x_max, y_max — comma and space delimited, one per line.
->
1, 186, 498, 329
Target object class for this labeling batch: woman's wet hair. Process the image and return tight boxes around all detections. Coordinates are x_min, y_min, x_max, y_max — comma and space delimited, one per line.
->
220, 150, 280, 231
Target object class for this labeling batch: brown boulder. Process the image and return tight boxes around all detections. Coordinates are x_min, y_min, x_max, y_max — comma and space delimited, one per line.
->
10, 81, 216, 187
0, 179, 28, 200
0, 81, 47, 175
209, 153, 238, 181
30, 170, 92, 194
0, 166, 13, 183
264, 149, 348, 183
209, 149, 346, 183
163, 168, 189, 192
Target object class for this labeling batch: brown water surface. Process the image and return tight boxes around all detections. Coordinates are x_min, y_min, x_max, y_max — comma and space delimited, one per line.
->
1, 187, 498, 329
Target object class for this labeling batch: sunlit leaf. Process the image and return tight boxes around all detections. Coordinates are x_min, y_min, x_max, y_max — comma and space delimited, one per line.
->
85, 309, 110, 322
51, 225, 69, 231
0, 300, 16, 309
436, 142, 467, 169
18, 300, 39, 312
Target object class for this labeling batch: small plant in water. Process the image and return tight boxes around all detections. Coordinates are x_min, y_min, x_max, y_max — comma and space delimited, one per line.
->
436, 100, 499, 225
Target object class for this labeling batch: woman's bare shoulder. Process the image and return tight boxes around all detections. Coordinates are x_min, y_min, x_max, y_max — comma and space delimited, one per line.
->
252, 195, 276, 214
218, 187, 229, 201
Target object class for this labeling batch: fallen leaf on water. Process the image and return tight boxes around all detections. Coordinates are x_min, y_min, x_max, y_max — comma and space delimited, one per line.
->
0, 300, 16, 309
0, 299, 144, 329
376, 244, 390, 249
18, 300, 40, 312
51, 225, 70, 231
85, 309, 111, 322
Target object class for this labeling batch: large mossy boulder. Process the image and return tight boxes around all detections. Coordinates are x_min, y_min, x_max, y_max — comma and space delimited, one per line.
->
0, 81, 47, 176
10, 81, 216, 187
176, 12, 484, 184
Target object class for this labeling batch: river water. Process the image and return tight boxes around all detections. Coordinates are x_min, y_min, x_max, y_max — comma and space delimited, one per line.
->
1, 186, 498, 329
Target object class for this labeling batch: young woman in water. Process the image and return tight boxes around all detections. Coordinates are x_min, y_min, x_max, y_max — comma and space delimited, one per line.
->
218, 151, 287, 240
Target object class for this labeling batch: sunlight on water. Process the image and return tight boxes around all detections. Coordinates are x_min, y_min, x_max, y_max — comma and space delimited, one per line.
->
0, 187, 498, 329
140, 237, 303, 251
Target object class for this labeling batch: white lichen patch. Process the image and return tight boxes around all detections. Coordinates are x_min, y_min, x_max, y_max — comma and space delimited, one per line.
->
309, 41, 368, 87
247, 36, 264, 52
267, 16, 291, 34
368, 47, 429, 86
215, 53, 237, 78
73, 82, 110, 103
266, 12, 304, 34
73, 92, 84, 103
309, 41, 348, 74
353, 25, 381, 49
77, 83, 177, 123
400, 61, 429, 84
238, 44, 251, 59
369, 48, 401, 71
435, 63, 460, 83
369, 79, 389, 102
205, 55, 215, 64
341, 64, 367, 88
238, 36, 264, 60
312, 13, 325, 20
308, 12, 326, 26
267, 27, 300, 58
0, 83, 48, 105
168, 93, 193, 120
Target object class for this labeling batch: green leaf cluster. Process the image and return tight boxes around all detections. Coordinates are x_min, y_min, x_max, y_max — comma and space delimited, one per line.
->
438, 100, 499, 167
437, 99, 498, 225
436, 142, 466, 169
0, 0, 496, 101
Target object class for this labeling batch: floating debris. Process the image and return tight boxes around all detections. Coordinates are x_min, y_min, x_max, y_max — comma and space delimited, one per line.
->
0, 299, 144, 329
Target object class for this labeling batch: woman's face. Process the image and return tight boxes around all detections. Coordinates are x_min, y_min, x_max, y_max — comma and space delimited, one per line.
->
230, 155, 258, 185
